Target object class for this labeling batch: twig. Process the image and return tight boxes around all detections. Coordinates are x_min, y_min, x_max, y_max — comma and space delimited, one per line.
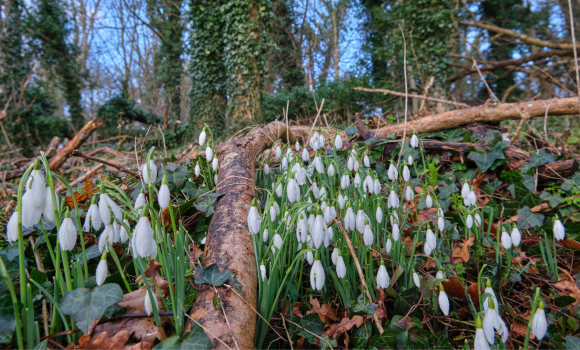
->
354, 87, 470, 108
397, 24, 409, 169
568, 0, 580, 120
55, 163, 103, 194
307, 98, 325, 146
280, 314, 294, 350
472, 58, 500, 103
509, 107, 531, 145
183, 312, 234, 350
68, 150, 139, 177
283, 318, 334, 349
334, 218, 385, 334
542, 98, 557, 141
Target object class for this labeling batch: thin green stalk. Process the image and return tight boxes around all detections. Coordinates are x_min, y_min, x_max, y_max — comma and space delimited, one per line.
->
523, 288, 541, 350
106, 243, 132, 292
0, 257, 23, 350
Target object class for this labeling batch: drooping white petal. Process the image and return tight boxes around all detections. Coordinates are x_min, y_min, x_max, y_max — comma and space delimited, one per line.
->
336, 256, 347, 278
6, 212, 19, 243
141, 160, 158, 184
58, 217, 77, 251
363, 224, 374, 246
199, 130, 207, 146
376, 265, 390, 289
439, 290, 450, 316
158, 184, 170, 209
96, 260, 108, 286
501, 231, 512, 250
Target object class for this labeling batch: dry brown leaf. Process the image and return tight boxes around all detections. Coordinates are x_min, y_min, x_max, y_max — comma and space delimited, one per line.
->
554, 268, 580, 304
561, 238, 580, 250
402, 236, 422, 253
511, 320, 534, 339
188, 244, 203, 268
421, 257, 437, 271
293, 302, 304, 317
306, 296, 338, 322
65, 331, 152, 350
296, 336, 305, 349
451, 236, 474, 265
393, 316, 415, 331
415, 207, 438, 226
442, 277, 466, 300
467, 283, 482, 305
94, 261, 170, 344
512, 248, 540, 274
374, 289, 387, 320
324, 315, 364, 338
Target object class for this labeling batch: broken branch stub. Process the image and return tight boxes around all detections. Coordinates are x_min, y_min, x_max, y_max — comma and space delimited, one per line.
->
186, 122, 295, 349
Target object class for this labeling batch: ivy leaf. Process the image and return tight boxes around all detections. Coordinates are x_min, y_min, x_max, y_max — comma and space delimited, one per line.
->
540, 192, 563, 208
438, 183, 457, 200
468, 144, 505, 173
353, 293, 378, 315
153, 323, 212, 350
371, 331, 395, 348
514, 182, 541, 207
517, 207, 545, 230
350, 325, 370, 348
500, 171, 523, 184
555, 296, 576, 308
567, 336, 580, 350
319, 334, 338, 350
345, 126, 358, 137
521, 150, 555, 173
194, 263, 231, 287
298, 313, 323, 337
60, 284, 124, 335
194, 193, 224, 216
522, 175, 536, 192
561, 174, 580, 192
481, 180, 502, 195
172, 166, 190, 186
0, 294, 15, 344
34, 339, 48, 350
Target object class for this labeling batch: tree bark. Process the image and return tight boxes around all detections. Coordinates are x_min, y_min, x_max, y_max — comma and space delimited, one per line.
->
186, 121, 296, 349
49, 118, 104, 171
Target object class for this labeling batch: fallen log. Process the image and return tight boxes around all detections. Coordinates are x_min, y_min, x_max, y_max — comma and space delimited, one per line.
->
354, 97, 578, 138
186, 122, 296, 349
4, 136, 61, 180
49, 118, 104, 172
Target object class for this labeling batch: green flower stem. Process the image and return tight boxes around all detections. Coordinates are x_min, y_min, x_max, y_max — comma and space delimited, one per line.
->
106, 243, 132, 292
523, 288, 541, 350
16, 163, 34, 305
0, 257, 23, 350
61, 250, 74, 293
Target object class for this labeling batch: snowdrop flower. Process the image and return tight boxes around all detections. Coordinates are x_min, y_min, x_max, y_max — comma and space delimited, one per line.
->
461, 182, 470, 199
99, 224, 115, 253
312, 210, 325, 249
269, 206, 277, 222
263, 164, 270, 175
334, 134, 343, 150
363, 220, 374, 246
410, 134, 419, 148
58, 209, 77, 251
353, 173, 361, 188
84, 196, 102, 232
344, 205, 356, 231
426, 228, 436, 251
98, 187, 123, 223
408, 155, 413, 165
388, 190, 399, 209
363, 155, 370, 168
199, 129, 207, 146
386, 238, 392, 253
475, 213, 481, 226
310, 254, 325, 291
6, 211, 18, 243
374, 178, 381, 195
311, 182, 320, 198
532, 301, 548, 340
469, 191, 477, 206
426, 195, 433, 208
132, 208, 156, 259
301, 148, 309, 162
474, 317, 491, 350
247, 200, 261, 235
273, 233, 283, 249
376, 260, 390, 289
424, 242, 433, 256
436, 270, 446, 280
354, 159, 360, 171
466, 215, 473, 229
387, 163, 398, 181
405, 186, 414, 201
295, 141, 301, 152
281, 156, 288, 170
413, 270, 421, 288
337, 194, 345, 209
212, 157, 219, 171
511, 226, 521, 247
318, 132, 325, 148
347, 156, 355, 171
438, 285, 450, 316
313, 156, 325, 173
275, 183, 283, 198
134, 190, 146, 217
119, 217, 130, 243
331, 249, 339, 265
481, 281, 497, 311
195, 163, 201, 177
141, 160, 158, 185
340, 175, 350, 189
501, 231, 512, 250
22, 161, 46, 228
483, 297, 499, 344
158, 176, 170, 209
275, 146, 282, 159
113, 222, 121, 243
403, 166, 410, 182
96, 253, 108, 286
363, 175, 373, 194
336, 253, 347, 278
391, 212, 399, 225
144, 290, 159, 317
310, 133, 319, 151
42, 187, 58, 223
392, 224, 400, 241
327, 164, 335, 177
554, 218, 565, 240
355, 205, 366, 233
214, 174, 218, 185
262, 229, 269, 242
376, 206, 383, 224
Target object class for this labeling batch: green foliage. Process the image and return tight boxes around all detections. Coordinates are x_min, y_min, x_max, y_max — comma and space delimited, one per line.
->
153, 324, 212, 350
194, 263, 230, 286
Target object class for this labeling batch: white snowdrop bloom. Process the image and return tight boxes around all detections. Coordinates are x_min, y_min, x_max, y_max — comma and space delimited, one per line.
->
263, 164, 270, 175
209, 156, 218, 171
201, 237, 207, 245
466, 215, 473, 229
532, 302, 548, 340
374, 178, 381, 195
483, 299, 500, 344
314, 156, 324, 173
273, 233, 283, 249
439, 286, 450, 316
436, 270, 446, 280
28, 164, 47, 207
311, 182, 320, 198
194, 163, 201, 177
324, 226, 333, 247
437, 216, 445, 231
310, 258, 325, 291
288, 178, 300, 203
132, 214, 156, 259
410, 134, 419, 148
413, 272, 421, 288
214, 174, 218, 185
99, 225, 115, 253
297, 220, 307, 243
424, 243, 432, 256
286, 148, 293, 158
323, 205, 333, 224
295, 141, 301, 152
408, 155, 413, 166
334, 134, 343, 150
511, 227, 521, 247
354, 173, 361, 188
295, 166, 306, 185
338, 194, 345, 209
144, 290, 159, 317
376, 207, 383, 224
134, 192, 146, 217
340, 175, 350, 189
386, 238, 392, 254
405, 186, 414, 201
351, 148, 358, 157
475, 213, 482, 226
498, 317, 509, 343
281, 156, 288, 171
354, 159, 360, 171
331, 249, 339, 265
260, 264, 267, 281
463, 195, 470, 207
306, 251, 314, 265
302, 148, 309, 162
363, 175, 373, 194
426, 195, 433, 208
347, 156, 355, 171
469, 191, 477, 206
269, 206, 277, 222
141, 160, 158, 185
387, 163, 398, 181
275, 146, 282, 159
391, 211, 399, 225
84, 201, 102, 232
59, 211, 77, 251
388, 190, 400, 209
318, 132, 325, 148
96, 255, 108, 286
336, 255, 347, 278
461, 182, 470, 199
158, 182, 170, 210
376, 262, 390, 289
247, 203, 261, 235
312, 211, 325, 249
355, 208, 366, 233
554, 219, 565, 240
392, 224, 400, 241
310, 133, 319, 151
42, 187, 59, 223
120, 219, 130, 243
6, 211, 18, 243
113, 222, 121, 243
275, 183, 283, 198
21, 187, 42, 228
328, 164, 335, 177
262, 229, 269, 242
99, 192, 123, 223
344, 206, 356, 231
199, 130, 207, 146
363, 223, 374, 246
475, 317, 491, 350
330, 206, 337, 220
364, 155, 370, 168
426, 228, 436, 250
501, 231, 512, 250
403, 166, 410, 182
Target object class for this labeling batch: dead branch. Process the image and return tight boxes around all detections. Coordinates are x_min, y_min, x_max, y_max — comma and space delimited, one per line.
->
68, 150, 138, 177
48, 118, 104, 172
354, 87, 471, 108
55, 163, 104, 194
3, 136, 62, 181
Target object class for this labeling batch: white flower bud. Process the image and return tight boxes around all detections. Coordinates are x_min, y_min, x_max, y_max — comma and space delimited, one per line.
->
144, 290, 158, 316
59, 216, 77, 251
158, 184, 170, 209
195, 164, 201, 177
336, 255, 347, 278
439, 289, 450, 316
310, 259, 325, 291
554, 219, 565, 240
364, 155, 370, 168
141, 160, 158, 185
426, 195, 433, 208
410, 134, 419, 148
96, 259, 108, 286
376, 264, 390, 289
501, 231, 512, 250
511, 227, 521, 247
